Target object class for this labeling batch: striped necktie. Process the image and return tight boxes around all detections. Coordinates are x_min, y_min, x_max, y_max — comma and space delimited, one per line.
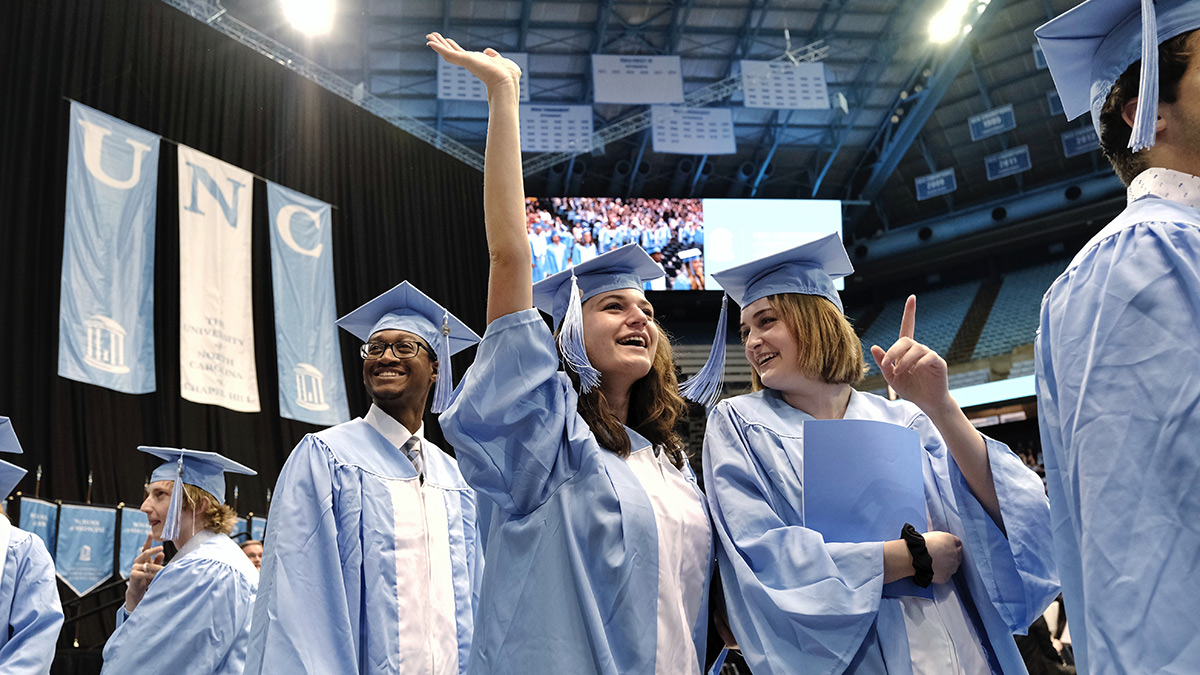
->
401, 435, 423, 482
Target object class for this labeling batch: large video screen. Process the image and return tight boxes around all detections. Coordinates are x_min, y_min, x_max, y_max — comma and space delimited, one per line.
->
524, 197, 842, 292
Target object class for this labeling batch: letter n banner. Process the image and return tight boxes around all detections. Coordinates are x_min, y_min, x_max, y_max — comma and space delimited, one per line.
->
177, 145, 260, 412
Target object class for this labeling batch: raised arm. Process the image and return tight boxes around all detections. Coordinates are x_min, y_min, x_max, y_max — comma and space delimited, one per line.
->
870, 295, 1002, 524
427, 33, 531, 323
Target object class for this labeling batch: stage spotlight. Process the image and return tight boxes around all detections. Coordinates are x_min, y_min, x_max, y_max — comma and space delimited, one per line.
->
282, 0, 334, 37
928, 0, 970, 44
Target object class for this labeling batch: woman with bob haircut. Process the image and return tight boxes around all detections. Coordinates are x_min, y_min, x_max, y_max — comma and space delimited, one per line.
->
101, 447, 258, 675
428, 33, 715, 675
695, 235, 1059, 674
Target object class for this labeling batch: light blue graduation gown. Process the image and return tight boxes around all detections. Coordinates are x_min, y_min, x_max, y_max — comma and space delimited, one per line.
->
0, 519, 63, 675
704, 389, 1058, 675
1036, 192, 1200, 674
245, 420, 483, 675
101, 531, 257, 675
441, 309, 713, 675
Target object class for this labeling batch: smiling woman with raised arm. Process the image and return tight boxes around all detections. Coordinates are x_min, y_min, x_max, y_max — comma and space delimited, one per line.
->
695, 234, 1059, 675
429, 34, 714, 675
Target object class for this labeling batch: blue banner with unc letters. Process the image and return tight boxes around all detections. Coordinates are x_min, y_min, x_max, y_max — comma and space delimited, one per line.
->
17, 497, 58, 557
118, 506, 153, 579
267, 182, 349, 426
56, 504, 117, 596
58, 102, 160, 393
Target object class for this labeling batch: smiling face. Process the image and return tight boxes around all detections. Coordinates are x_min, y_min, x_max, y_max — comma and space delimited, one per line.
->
740, 296, 806, 393
581, 288, 659, 386
362, 329, 438, 412
140, 480, 196, 541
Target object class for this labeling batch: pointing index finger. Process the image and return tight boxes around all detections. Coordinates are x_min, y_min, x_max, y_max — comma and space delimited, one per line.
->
899, 294, 917, 341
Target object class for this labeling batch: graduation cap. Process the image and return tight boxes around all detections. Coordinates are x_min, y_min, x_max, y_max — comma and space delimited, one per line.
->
0, 459, 26, 501
336, 281, 482, 414
680, 232, 853, 407
531, 244, 664, 393
0, 416, 23, 455
1035, 0, 1200, 152
140, 446, 256, 541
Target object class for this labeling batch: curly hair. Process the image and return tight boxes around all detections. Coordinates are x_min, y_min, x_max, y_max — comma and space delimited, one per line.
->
748, 293, 865, 392
565, 318, 689, 469
181, 483, 238, 535
1098, 30, 1196, 185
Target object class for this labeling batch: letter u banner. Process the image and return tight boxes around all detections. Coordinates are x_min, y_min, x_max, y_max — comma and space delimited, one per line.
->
178, 145, 260, 412
267, 182, 349, 425
58, 102, 160, 393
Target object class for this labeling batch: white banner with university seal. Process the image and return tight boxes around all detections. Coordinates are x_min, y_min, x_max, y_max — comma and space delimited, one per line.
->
178, 145, 260, 412
58, 102, 160, 393
267, 182, 349, 426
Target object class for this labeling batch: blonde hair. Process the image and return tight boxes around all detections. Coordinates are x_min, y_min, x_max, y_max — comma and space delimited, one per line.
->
749, 293, 865, 391
181, 484, 238, 535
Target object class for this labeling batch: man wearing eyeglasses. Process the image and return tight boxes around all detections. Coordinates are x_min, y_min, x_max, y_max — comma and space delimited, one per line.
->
245, 282, 484, 675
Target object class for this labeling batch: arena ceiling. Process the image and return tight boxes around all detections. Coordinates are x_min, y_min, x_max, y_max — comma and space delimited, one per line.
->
165, 0, 1124, 276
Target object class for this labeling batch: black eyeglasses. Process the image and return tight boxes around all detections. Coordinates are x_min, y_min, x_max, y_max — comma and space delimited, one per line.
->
359, 340, 433, 361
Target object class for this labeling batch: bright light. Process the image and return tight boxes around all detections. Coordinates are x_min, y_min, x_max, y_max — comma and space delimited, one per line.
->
282, 0, 334, 36
928, 0, 970, 44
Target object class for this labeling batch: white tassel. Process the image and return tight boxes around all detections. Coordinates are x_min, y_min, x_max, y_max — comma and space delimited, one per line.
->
557, 273, 601, 393
679, 293, 729, 407
161, 456, 184, 541
430, 311, 455, 414
1129, 0, 1159, 152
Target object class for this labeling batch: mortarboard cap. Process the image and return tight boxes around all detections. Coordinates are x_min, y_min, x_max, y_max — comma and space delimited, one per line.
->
140, 446, 255, 540
0, 459, 26, 500
0, 417, 23, 455
531, 244, 664, 393
1036, 0, 1200, 152
336, 281, 482, 413
680, 232, 853, 407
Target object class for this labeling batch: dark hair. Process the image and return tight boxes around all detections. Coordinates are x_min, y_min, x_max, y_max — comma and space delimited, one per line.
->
565, 319, 688, 469
1099, 30, 1196, 184
747, 293, 865, 392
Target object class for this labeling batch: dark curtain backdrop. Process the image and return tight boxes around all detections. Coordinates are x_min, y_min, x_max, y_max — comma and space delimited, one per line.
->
0, 0, 489, 525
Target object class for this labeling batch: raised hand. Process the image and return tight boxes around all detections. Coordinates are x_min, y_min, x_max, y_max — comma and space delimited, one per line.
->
124, 534, 165, 612
869, 295, 952, 415
426, 32, 521, 92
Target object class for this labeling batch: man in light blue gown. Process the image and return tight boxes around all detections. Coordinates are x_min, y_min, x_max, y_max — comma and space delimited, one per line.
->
245, 282, 483, 675
101, 446, 258, 675
0, 417, 63, 675
1036, 1, 1200, 672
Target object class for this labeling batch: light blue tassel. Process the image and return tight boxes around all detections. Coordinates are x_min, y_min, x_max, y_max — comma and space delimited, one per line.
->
557, 273, 602, 393
1129, 0, 1159, 152
680, 293, 728, 407
430, 311, 454, 414
161, 456, 185, 541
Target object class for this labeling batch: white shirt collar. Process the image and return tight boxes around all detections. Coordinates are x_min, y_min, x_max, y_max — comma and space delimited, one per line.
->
1127, 168, 1200, 212
363, 403, 424, 451
175, 528, 219, 560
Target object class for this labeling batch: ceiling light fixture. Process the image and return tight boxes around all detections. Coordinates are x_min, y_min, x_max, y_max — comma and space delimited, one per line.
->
281, 0, 334, 37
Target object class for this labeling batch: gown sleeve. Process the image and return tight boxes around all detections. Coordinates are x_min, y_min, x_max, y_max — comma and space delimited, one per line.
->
101, 556, 254, 674
1037, 217, 1200, 671
0, 533, 63, 675
244, 436, 357, 674
926, 414, 1059, 634
441, 309, 590, 516
703, 401, 887, 675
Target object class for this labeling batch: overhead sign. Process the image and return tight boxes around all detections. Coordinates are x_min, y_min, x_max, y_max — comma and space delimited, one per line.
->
1061, 126, 1101, 157
915, 168, 957, 201
650, 106, 736, 155
969, 103, 1016, 141
985, 145, 1032, 180
1047, 89, 1064, 117
520, 105, 594, 153
592, 55, 684, 104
